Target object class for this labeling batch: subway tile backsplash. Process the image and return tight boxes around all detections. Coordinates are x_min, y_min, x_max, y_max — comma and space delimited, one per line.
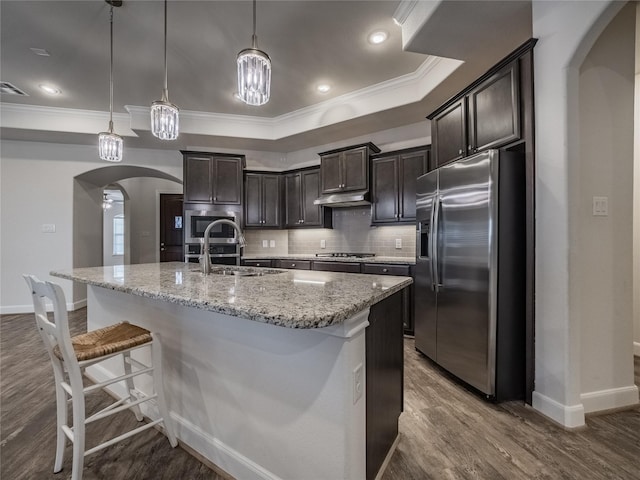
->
244, 207, 416, 257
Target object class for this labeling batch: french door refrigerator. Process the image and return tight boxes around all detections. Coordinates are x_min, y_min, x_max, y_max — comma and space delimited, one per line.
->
414, 149, 525, 401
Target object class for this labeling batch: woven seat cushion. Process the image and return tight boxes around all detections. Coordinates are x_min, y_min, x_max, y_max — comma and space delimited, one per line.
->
53, 322, 152, 362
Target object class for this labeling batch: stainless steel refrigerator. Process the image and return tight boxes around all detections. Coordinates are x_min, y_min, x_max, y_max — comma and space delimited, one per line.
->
414, 149, 525, 401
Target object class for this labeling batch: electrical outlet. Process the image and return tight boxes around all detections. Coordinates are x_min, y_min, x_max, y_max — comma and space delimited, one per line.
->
42, 224, 56, 233
592, 196, 609, 216
353, 363, 363, 404
269, 240, 275, 248
320, 239, 326, 249
395, 238, 402, 249
262, 240, 268, 248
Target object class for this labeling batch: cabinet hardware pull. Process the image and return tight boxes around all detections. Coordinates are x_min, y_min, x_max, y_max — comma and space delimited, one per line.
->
383, 268, 388, 273
458, 149, 462, 155
468, 145, 472, 151
291, 263, 296, 267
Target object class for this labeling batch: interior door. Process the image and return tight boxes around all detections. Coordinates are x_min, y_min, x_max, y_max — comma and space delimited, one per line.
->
160, 194, 184, 262
436, 152, 494, 395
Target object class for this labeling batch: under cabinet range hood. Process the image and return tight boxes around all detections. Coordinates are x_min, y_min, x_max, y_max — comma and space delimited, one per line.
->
313, 191, 370, 207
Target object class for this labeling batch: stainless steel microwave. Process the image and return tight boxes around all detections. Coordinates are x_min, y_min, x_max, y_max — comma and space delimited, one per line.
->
184, 210, 238, 244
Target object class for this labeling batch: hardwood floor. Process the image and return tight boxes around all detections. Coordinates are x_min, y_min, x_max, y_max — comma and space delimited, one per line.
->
2, 310, 639, 479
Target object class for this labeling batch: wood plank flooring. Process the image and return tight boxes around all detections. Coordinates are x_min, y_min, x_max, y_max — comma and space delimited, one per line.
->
2, 309, 639, 479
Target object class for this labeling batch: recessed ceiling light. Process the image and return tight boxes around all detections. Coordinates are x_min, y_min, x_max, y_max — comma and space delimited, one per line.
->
317, 84, 331, 93
30, 48, 50, 57
39, 84, 61, 95
368, 31, 388, 45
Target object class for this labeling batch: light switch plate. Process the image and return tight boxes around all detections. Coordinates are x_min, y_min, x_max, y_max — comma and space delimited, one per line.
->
42, 224, 56, 233
395, 238, 402, 249
592, 196, 609, 216
269, 240, 275, 248
262, 240, 268, 248
320, 239, 326, 249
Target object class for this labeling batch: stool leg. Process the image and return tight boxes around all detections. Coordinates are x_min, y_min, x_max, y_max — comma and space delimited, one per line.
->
151, 333, 177, 448
123, 351, 143, 421
52, 362, 67, 473
68, 367, 85, 480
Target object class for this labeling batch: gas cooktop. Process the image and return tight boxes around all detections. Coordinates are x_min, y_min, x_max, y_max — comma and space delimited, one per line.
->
315, 253, 376, 258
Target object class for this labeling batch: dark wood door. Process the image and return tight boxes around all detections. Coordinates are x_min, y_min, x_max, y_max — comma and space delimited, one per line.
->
320, 152, 342, 194
184, 154, 213, 203
284, 173, 302, 227
244, 173, 263, 227
160, 194, 184, 262
342, 147, 368, 191
432, 99, 467, 168
468, 62, 520, 154
262, 174, 281, 227
371, 156, 399, 224
399, 149, 429, 221
301, 170, 322, 226
212, 157, 242, 205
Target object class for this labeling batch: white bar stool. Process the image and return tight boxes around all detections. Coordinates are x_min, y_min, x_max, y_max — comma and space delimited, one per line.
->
24, 275, 177, 480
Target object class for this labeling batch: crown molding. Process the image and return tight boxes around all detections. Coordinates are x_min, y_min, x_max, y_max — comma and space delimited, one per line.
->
393, 0, 419, 26
1, 56, 462, 143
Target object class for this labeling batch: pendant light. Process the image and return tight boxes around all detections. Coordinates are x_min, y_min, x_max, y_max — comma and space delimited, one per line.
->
150, 0, 179, 140
237, 0, 271, 106
98, 1, 123, 163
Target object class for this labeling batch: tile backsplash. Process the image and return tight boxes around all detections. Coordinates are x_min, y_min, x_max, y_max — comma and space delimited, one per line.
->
244, 207, 416, 257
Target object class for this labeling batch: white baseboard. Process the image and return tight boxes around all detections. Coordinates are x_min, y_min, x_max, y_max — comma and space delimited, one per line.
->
634, 342, 640, 357
532, 391, 585, 428
86, 364, 281, 480
581, 385, 639, 414
1, 299, 86, 315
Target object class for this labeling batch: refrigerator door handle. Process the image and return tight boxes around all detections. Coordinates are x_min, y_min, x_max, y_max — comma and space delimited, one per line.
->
432, 195, 442, 292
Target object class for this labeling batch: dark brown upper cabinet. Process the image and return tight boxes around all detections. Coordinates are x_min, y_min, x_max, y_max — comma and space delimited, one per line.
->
319, 143, 380, 194
429, 61, 521, 168
244, 173, 281, 228
285, 169, 332, 228
371, 146, 430, 225
182, 151, 244, 205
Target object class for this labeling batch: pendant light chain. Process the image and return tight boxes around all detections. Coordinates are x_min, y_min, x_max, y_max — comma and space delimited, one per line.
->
251, 0, 257, 49
108, 5, 114, 132
162, 0, 168, 101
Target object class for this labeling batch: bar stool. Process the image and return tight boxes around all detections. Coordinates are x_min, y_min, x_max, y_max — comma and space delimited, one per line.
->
24, 275, 177, 480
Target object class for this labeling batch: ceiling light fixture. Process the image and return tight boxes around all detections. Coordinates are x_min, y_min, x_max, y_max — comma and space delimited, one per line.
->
30, 48, 51, 57
102, 193, 114, 210
150, 0, 179, 140
39, 84, 61, 95
237, 0, 271, 106
368, 30, 388, 45
98, 1, 123, 163
317, 84, 331, 93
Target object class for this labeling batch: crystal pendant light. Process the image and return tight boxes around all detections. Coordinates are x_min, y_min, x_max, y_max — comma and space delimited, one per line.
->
237, 0, 271, 106
98, 2, 123, 162
150, 0, 179, 140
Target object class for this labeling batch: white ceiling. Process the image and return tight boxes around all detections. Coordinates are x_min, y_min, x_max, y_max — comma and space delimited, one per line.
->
0, 0, 532, 153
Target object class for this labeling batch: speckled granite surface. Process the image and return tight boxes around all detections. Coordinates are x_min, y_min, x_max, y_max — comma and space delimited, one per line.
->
242, 254, 416, 265
51, 262, 412, 330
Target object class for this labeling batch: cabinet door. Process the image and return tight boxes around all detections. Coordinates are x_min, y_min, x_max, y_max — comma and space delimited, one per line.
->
342, 147, 368, 191
262, 174, 281, 228
432, 99, 467, 168
244, 174, 263, 227
320, 153, 342, 194
312, 261, 361, 273
284, 173, 302, 228
212, 157, 242, 205
184, 154, 214, 203
371, 156, 399, 224
399, 149, 429, 222
468, 62, 520, 153
301, 170, 323, 226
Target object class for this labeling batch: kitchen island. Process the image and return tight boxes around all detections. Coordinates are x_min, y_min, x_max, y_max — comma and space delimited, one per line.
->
52, 262, 412, 480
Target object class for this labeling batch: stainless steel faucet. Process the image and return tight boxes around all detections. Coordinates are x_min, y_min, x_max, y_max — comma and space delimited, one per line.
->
200, 219, 246, 274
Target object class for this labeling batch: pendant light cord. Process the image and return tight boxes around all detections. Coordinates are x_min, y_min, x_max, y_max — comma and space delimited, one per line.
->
109, 5, 114, 132
251, 0, 258, 49
163, 0, 168, 100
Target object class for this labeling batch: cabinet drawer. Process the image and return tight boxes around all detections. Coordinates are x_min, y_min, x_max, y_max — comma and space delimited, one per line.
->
362, 264, 411, 276
312, 261, 361, 273
276, 260, 311, 270
242, 259, 273, 268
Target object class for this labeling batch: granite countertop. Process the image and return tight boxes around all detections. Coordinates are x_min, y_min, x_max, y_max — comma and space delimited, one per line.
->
51, 262, 412, 330
242, 254, 416, 265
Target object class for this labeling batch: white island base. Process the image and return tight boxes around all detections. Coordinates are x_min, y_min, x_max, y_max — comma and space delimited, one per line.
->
86, 285, 372, 480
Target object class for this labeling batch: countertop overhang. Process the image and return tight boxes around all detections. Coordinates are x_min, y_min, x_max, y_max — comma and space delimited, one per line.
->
51, 262, 412, 330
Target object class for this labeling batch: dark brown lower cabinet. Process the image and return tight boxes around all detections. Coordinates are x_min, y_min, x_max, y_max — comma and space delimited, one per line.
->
312, 261, 361, 273
241, 259, 273, 268
274, 259, 311, 270
366, 290, 404, 480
